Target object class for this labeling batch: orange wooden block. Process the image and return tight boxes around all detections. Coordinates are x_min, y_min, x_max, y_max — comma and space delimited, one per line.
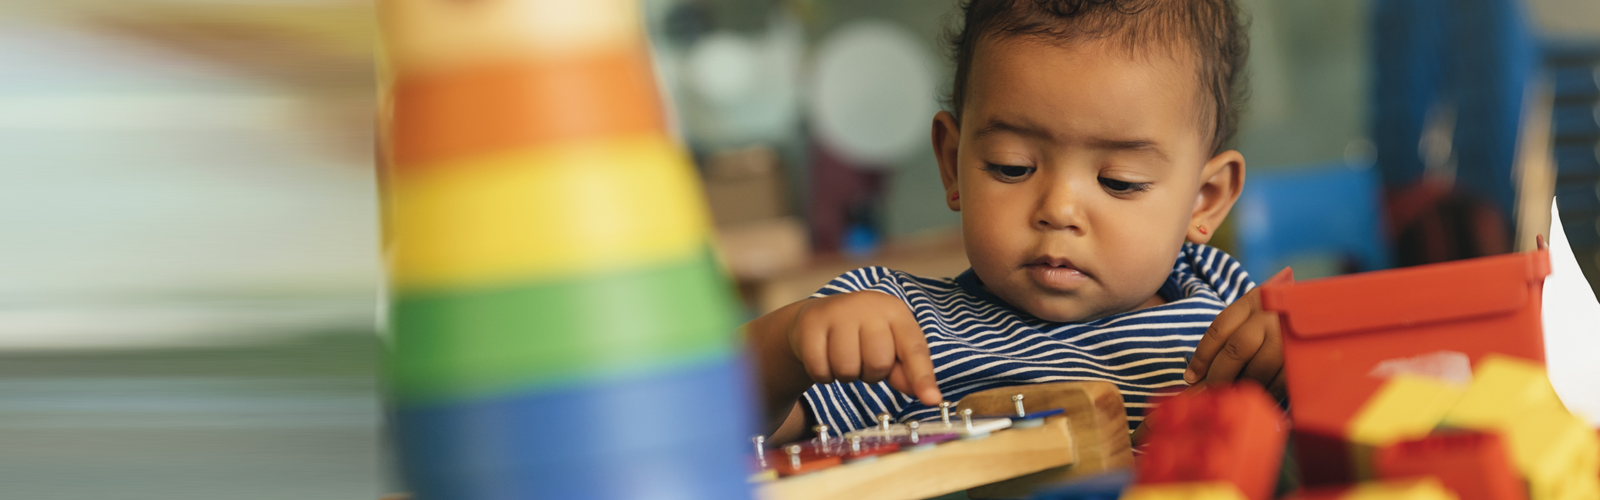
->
390, 47, 666, 168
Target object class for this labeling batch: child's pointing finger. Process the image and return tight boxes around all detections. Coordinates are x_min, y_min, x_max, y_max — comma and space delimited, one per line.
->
891, 314, 942, 405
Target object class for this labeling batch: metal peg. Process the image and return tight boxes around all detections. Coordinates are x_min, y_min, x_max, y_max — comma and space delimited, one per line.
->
812, 424, 830, 442
785, 444, 802, 468
907, 420, 921, 443
939, 401, 953, 425
877, 412, 892, 432
1012, 394, 1027, 417
961, 408, 974, 430
753, 436, 766, 466
850, 435, 863, 453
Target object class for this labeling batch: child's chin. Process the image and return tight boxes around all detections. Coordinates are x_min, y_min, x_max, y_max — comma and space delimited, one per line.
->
1018, 299, 1102, 323
1017, 293, 1146, 323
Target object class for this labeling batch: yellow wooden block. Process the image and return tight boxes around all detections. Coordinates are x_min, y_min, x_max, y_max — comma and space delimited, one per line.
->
1347, 375, 1464, 446
380, 0, 643, 72
1433, 355, 1597, 500
1123, 482, 1248, 500
1509, 407, 1600, 500
387, 135, 712, 290
1339, 478, 1459, 500
1442, 354, 1564, 430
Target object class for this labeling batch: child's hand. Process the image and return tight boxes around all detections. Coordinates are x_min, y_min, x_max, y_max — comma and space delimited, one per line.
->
789, 291, 944, 406
1183, 269, 1291, 398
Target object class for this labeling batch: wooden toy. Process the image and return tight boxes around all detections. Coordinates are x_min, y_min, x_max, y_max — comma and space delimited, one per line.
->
381, 1, 750, 499
754, 381, 1132, 500
1260, 250, 1550, 485
1134, 383, 1289, 500
1437, 356, 1599, 500
1441, 355, 1565, 429
1288, 478, 1459, 500
1120, 482, 1249, 500
1373, 431, 1527, 500
959, 381, 1135, 498
1025, 469, 1132, 499
1345, 375, 1464, 479
1506, 407, 1600, 500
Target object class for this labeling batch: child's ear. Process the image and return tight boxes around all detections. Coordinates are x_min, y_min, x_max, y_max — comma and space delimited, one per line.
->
932, 111, 962, 212
1188, 150, 1245, 244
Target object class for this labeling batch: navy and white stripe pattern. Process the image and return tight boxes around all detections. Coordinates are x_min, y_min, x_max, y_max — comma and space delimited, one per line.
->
799, 242, 1254, 433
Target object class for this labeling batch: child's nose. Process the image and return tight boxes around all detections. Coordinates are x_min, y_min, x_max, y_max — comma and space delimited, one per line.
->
1034, 186, 1085, 233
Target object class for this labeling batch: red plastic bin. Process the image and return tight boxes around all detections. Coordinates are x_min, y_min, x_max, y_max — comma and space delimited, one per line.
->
1259, 249, 1550, 485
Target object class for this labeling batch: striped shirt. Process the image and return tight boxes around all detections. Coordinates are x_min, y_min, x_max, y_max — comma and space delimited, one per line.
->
800, 242, 1254, 433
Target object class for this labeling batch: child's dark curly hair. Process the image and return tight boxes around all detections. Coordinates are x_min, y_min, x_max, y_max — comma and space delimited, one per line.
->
945, 0, 1250, 154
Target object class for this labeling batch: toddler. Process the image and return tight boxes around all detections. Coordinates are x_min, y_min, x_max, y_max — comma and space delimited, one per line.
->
747, 0, 1284, 442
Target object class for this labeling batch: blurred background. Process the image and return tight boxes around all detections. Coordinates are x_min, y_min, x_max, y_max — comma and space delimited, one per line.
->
0, 0, 1596, 498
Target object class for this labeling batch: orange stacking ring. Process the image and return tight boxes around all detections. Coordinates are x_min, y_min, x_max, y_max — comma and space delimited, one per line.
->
390, 47, 666, 169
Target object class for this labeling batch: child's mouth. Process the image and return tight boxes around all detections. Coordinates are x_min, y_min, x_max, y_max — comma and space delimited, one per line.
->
1023, 257, 1090, 290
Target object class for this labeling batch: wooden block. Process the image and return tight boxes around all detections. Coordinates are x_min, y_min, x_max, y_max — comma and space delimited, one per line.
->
1374, 431, 1527, 500
1347, 375, 1465, 479
1288, 478, 1459, 500
1442, 355, 1563, 430
1349, 375, 1463, 447
1122, 482, 1248, 500
1137, 383, 1289, 500
1508, 408, 1599, 500
756, 415, 1075, 500
958, 381, 1133, 499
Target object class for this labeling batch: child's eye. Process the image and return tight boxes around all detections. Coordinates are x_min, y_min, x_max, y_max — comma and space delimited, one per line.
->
1098, 177, 1152, 194
983, 163, 1035, 182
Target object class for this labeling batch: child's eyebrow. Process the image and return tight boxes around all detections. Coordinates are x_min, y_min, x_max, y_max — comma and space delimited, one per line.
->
973, 119, 1171, 163
1086, 137, 1171, 163
973, 119, 1053, 141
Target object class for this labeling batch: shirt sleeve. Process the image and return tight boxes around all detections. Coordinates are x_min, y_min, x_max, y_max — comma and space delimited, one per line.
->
809, 266, 905, 299
799, 267, 916, 433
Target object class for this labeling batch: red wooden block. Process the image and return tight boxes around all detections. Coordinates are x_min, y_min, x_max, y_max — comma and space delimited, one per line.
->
1374, 431, 1527, 500
1261, 250, 1550, 485
1135, 382, 1289, 500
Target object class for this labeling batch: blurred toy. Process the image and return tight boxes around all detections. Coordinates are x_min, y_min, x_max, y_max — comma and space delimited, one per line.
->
1441, 355, 1565, 429
380, 1, 750, 498
1289, 478, 1459, 500
961, 381, 1136, 498
1232, 161, 1390, 280
1345, 375, 1464, 479
1296, 355, 1597, 500
1439, 356, 1599, 500
1135, 383, 1289, 500
1261, 249, 1550, 484
1121, 482, 1248, 500
1373, 431, 1526, 500
1025, 470, 1133, 500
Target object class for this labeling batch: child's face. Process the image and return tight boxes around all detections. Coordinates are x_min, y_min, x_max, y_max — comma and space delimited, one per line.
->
934, 37, 1244, 323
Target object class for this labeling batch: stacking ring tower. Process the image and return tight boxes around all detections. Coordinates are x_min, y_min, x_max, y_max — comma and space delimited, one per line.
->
379, 1, 751, 498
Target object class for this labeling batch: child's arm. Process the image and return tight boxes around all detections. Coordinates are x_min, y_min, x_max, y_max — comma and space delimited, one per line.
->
744, 290, 945, 442
1183, 268, 1291, 397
